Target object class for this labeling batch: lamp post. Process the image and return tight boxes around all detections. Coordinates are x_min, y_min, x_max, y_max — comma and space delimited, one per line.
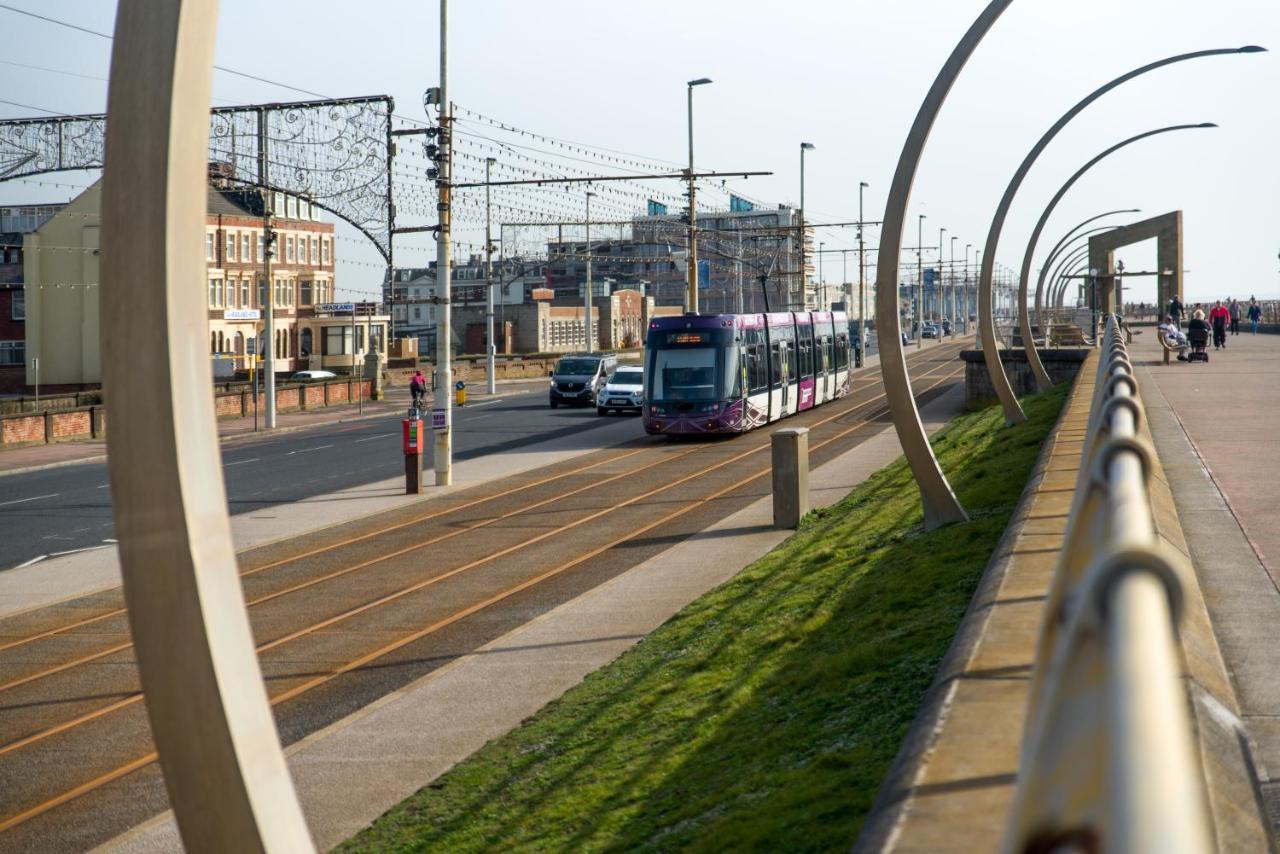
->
799, 141, 815, 309
686, 77, 712, 315
916, 214, 926, 349
584, 190, 594, 352
964, 243, 971, 334
484, 156, 496, 394
950, 235, 958, 337
818, 240, 825, 308
858, 181, 868, 352
937, 227, 946, 326
1034, 209, 1139, 332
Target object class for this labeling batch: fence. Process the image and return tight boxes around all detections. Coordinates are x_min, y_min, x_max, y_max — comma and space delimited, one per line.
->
0, 377, 372, 448
1004, 314, 1210, 852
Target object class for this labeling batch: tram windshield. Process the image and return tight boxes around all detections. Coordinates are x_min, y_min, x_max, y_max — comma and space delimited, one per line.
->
647, 329, 739, 402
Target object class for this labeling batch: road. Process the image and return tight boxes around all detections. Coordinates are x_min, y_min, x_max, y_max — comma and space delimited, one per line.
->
0, 342, 968, 850
0, 385, 631, 572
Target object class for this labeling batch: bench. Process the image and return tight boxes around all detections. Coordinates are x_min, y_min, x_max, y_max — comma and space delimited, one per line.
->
1158, 332, 1180, 364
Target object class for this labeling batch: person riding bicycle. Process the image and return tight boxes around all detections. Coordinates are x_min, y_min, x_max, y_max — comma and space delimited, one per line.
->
409, 369, 427, 408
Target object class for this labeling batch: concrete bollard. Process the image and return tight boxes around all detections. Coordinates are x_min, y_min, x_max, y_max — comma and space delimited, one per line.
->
771, 427, 810, 529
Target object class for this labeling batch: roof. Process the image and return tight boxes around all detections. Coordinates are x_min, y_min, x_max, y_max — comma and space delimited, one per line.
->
207, 187, 260, 218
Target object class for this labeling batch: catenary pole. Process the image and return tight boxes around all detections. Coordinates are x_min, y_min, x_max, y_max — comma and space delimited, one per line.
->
584, 191, 594, 352
257, 107, 276, 429
485, 156, 496, 394
434, 0, 453, 486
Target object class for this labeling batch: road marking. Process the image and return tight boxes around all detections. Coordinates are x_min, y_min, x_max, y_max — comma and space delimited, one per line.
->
96, 484, 110, 489
48, 545, 110, 558
354, 432, 397, 443
286, 444, 334, 455
12, 555, 47, 569
0, 493, 58, 507
222, 457, 260, 467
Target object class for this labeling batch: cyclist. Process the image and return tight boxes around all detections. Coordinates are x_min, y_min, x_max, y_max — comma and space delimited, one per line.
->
409, 369, 427, 409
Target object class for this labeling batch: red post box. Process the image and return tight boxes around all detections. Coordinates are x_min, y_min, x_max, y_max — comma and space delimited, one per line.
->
403, 417, 424, 493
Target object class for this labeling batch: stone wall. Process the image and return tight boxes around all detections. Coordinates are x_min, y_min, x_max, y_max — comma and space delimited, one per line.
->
960, 348, 1090, 409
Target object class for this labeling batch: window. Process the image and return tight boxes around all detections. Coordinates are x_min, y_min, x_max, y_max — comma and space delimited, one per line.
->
208, 277, 222, 308
258, 277, 267, 307
324, 326, 352, 355
322, 237, 330, 264
0, 341, 23, 366
309, 237, 317, 264
205, 233, 214, 260
226, 233, 236, 261
300, 328, 312, 356
300, 280, 312, 306
11, 289, 24, 321
413, 306, 421, 321
257, 234, 265, 262
286, 237, 295, 263
241, 234, 250, 263
240, 279, 249, 308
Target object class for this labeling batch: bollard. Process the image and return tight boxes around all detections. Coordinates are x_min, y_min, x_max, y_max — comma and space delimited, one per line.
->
455, 379, 467, 407
403, 413, 424, 494
771, 427, 809, 529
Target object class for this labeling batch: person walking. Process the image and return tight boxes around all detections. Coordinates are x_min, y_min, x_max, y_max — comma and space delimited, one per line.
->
1167, 294, 1184, 329
1248, 298, 1262, 334
1209, 300, 1230, 350
1229, 297, 1242, 336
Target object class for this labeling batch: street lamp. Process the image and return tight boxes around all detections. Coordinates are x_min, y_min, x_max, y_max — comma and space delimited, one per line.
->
937, 227, 946, 326
950, 235, 958, 337
800, 141, 816, 309
484, 156, 497, 393
818, 240, 825, 308
584, 190, 594, 353
858, 181, 869, 354
686, 77, 712, 315
916, 214, 926, 349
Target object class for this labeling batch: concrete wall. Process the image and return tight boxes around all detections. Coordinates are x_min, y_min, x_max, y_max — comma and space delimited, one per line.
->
960, 348, 1090, 409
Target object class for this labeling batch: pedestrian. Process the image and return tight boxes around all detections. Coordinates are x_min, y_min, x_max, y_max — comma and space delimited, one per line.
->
1167, 294, 1184, 329
1209, 300, 1230, 350
410, 369, 427, 409
1229, 297, 1241, 336
1248, 298, 1262, 334
1158, 315, 1190, 360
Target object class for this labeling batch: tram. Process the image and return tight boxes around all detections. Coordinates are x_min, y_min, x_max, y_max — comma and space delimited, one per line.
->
643, 311, 853, 435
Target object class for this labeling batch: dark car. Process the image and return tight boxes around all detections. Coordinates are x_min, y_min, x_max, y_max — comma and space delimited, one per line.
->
549, 353, 618, 408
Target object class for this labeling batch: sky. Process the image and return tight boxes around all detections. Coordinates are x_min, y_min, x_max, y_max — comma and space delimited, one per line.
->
1, 0, 1277, 305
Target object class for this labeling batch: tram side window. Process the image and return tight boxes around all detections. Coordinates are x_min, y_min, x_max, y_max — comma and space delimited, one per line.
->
798, 335, 812, 379
835, 334, 849, 369
820, 336, 830, 373
769, 341, 783, 388
785, 341, 797, 383
745, 345, 768, 393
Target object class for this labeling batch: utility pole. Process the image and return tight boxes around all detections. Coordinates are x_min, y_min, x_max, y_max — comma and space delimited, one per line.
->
485, 156, 496, 394
686, 78, 712, 315
938, 227, 946, 324
799, 142, 815, 310
257, 107, 276, 428
818, 240, 825, 309
584, 191, 594, 352
858, 181, 868, 356
736, 225, 745, 314
917, 214, 926, 349
434, 0, 453, 486
950, 235, 958, 338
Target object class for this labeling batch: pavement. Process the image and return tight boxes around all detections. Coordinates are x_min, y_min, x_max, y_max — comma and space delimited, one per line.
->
103, 367, 968, 852
1133, 326, 1280, 835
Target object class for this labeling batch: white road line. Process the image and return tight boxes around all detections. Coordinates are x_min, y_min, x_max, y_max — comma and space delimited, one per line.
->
0, 493, 59, 507
96, 484, 110, 489
354, 432, 397, 443
287, 444, 335, 455
12, 555, 48, 569
49, 544, 111, 558
223, 457, 261, 467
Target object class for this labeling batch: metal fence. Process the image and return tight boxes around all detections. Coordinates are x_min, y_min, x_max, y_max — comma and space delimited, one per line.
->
1004, 314, 1210, 853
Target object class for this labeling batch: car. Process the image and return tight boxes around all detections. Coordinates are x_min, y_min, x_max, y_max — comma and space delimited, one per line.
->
596, 365, 644, 415
922, 323, 939, 339
941, 319, 953, 335
549, 353, 617, 408
287, 370, 337, 382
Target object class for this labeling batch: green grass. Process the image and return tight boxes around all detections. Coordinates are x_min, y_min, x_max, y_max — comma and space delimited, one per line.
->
340, 384, 1070, 854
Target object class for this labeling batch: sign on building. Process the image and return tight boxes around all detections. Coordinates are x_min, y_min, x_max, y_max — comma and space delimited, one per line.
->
647, 199, 668, 216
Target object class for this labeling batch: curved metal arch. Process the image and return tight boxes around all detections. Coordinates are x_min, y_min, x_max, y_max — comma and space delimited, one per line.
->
1035, 225, 1126, 333
978, 45, 1261, 421
1033, 210, 1138, 329
101, 1, 314, 850
874, 0, 1019, 530
1055, 260, 1091, 308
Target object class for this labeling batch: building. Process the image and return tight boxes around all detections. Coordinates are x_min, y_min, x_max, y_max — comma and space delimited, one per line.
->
390, 257, 541, 353
451, 288, 670, 355
0, 204, 66, 392
22, 178, 386, 387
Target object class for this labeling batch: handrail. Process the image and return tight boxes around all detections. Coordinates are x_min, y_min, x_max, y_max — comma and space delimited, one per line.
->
1003, 314, 1211, 853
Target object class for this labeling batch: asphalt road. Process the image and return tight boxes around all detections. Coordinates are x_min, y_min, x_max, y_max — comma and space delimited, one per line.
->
0, 386, 636, 572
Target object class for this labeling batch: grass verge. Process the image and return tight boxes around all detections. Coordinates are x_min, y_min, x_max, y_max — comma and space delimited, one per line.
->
340, 383, 1069, 853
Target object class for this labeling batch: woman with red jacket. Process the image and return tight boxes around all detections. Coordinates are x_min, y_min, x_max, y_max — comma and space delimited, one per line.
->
1208, 300, 1230, 349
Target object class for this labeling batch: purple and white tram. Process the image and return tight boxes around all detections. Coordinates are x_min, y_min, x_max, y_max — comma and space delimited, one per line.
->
643, 311, 853, 435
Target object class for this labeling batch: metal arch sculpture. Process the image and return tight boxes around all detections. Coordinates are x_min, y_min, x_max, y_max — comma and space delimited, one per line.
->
1019, 124, 1213, 350
874, 0, 1019, 530
1054, 258, 1092, 309
100, 0, 314, 850
1048, 245, 1094, 308
1033, 210, 1138, 329
977, 46, 1263, 420
1, 96, 395, 259
1033, 225, 1126, 334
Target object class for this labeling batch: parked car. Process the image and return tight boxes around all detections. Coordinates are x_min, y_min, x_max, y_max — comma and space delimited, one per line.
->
549, 353, 618, 408
922, 323, 939, 339
287, 370, 337, 382
596, 365, 644, 415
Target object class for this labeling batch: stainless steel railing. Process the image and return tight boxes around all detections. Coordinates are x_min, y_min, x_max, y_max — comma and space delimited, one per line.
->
1003, 314, 1210, 853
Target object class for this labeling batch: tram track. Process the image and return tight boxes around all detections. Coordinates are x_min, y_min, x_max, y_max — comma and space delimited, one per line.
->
0, 343, 970, 843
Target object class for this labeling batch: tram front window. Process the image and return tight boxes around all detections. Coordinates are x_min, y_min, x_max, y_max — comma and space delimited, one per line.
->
653, 348, 718, 401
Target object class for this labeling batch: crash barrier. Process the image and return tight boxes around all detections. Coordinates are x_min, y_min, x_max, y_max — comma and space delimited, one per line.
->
1004, 314, 1209, 852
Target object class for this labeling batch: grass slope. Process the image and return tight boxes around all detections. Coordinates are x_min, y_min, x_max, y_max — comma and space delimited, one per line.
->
341, 384, 1068, 853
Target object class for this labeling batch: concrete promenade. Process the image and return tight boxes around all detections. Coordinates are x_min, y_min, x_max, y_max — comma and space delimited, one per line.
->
1133, 327, 1280, 835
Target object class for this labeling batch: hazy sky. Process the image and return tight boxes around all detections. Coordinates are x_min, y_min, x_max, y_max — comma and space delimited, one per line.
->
2, 0, 1277, 304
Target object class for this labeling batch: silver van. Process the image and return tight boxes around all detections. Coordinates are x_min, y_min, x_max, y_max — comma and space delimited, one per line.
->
549, 353, 617, 408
